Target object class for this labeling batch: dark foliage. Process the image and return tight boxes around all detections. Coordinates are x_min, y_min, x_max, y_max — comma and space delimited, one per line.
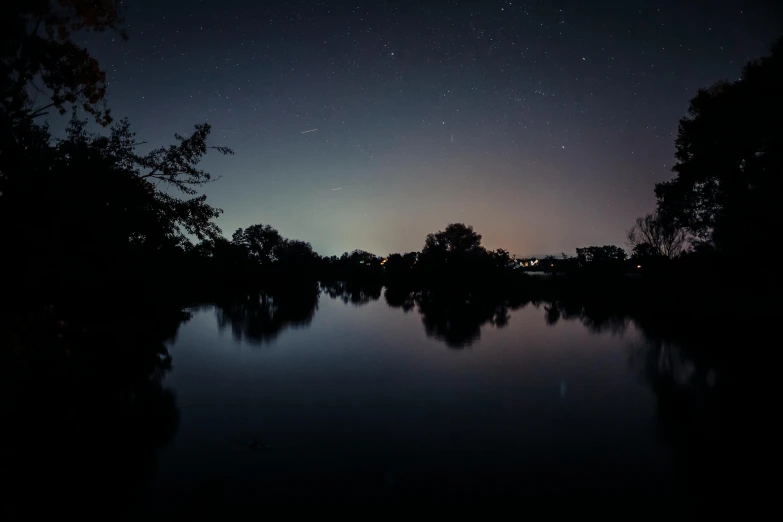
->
0, 118, 231, 304
321, 280, 383, 306
1, 0, 126, 128
626, 213, 686, 259
655, 37, 783, 255
1, 303, 186, 518
383, 251, 419, 276
575, 245, 626, 264
423, 222, 483, 256
214, 283, 320, 345
231, 224, 284, 265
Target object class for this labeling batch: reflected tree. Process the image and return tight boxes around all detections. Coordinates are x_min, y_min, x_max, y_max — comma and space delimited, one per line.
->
384, 286, 418, 312
321, 280, 382, 306
1, 305, 185, 518
631, 336, 728, 502
544, 303, 561, 326
418, 290, 514, 348
384, 286, 523, 348
540, 291, 753, 504
215, 283, 320, 345
541, 299, 629, 334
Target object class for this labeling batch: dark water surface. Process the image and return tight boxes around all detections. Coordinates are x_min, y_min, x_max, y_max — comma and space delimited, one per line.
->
5, 283, 736, 518
144, 286, 714, 514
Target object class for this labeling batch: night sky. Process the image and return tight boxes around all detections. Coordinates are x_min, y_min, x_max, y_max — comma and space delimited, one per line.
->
82, 0, 781, 257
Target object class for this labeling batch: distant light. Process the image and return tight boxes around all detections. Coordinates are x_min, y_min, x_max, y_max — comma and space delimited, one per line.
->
637, 265, 641, 269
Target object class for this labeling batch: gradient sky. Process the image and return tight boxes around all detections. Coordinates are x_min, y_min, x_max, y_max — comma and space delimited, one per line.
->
80, 0, 781, 257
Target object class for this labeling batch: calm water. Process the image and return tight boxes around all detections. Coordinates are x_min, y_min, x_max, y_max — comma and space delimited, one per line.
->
136, 284, 712, 513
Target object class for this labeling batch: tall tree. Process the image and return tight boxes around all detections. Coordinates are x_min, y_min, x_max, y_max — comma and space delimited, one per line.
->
626, 213, 686, 259
655, 38, 783, 254
232, 224, 284, 265
275, 239, 318, 269
422, 223, 484, 257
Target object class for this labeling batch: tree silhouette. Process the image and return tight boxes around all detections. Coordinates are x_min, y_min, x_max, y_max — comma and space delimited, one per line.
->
489, 248, 512, 268
2, 118, 229, 245
631, 242, 659, 260
655, 37, 783, 254
575, 245, 626, 265
384, 252, 418, 275
0, 7, 233, 302
341, 249, 382, 266
626, 213, 686, 259
232, 224, 285, 265
1, 0, 126, 127
275, 239, 319, 271
0, 117, 231, 302
422, 223, 484, 257
320, 249, 384, 280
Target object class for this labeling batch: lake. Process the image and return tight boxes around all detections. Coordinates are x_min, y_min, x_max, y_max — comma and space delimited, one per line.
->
140, 282, 720, 515
5, 281, 733, 518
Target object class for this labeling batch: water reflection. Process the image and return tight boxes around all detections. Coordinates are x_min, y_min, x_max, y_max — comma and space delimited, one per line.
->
385, 287, 525, 348
211, 282, 735, 498
320, 280, 383, 306
329, 284, 740, 502
218, 283, 530, 349
1, 306, 186, 518
543, 300, 630, 334
214, 282, 320, 345
544, 297, 750, 503
3, 285, 749, 513
185, 286, 741, 509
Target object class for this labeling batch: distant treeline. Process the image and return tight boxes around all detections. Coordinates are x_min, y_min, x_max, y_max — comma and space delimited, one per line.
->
182, 221, 703, 293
